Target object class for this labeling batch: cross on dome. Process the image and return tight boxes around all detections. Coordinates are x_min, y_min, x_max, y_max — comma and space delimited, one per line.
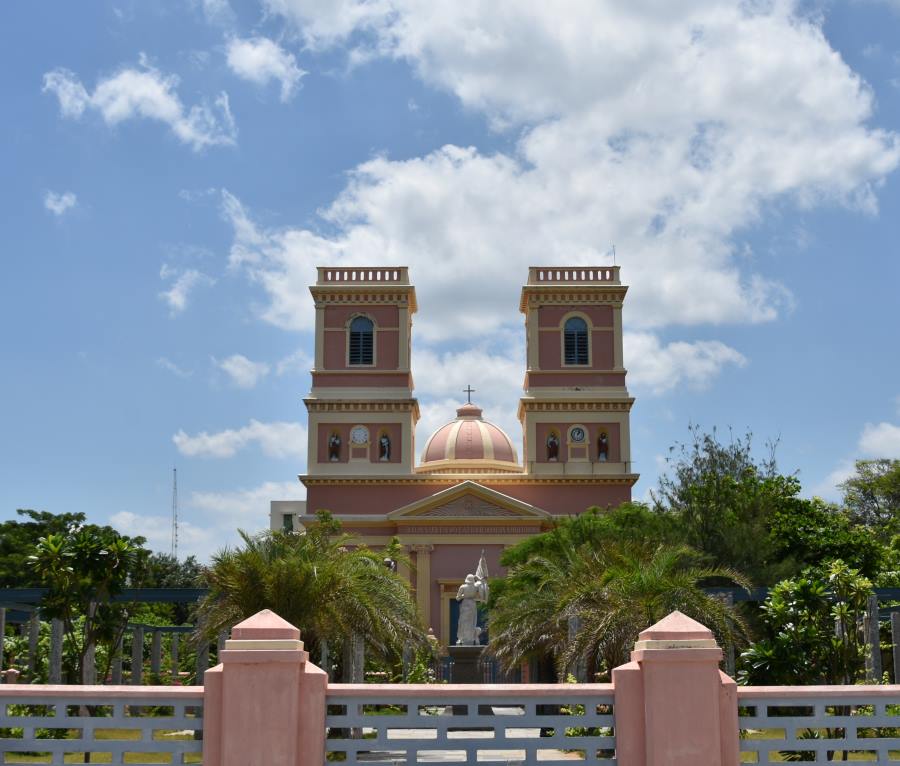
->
463, 385, 475, 404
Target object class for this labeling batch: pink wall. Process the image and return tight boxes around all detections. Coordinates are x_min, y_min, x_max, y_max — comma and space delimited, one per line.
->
369, 423, 402, 463
525, 371, 625, 387
317, 424, 350, 464
538, 305, 613, 326
322, 329, 400, 370
536, 329, 615, 371
316, 423, 403, 464
324, 305, 399, 327
306, 480, 632, 516
311, 371, 412, 388
534, 422, 620, 462
428, 544, 507, 637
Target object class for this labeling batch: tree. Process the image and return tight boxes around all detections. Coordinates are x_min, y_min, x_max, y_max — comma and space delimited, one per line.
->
652, 426, 804, 584
840, 459, 900, 541
768, 496, 883, 578
500, 502, 680, 570
133, 553, 205, 624
0, 509, 89, 587
195, 513, 426, 678
29, 527, 143, 684
739, 560, 873, 686
489, 538, 749, 679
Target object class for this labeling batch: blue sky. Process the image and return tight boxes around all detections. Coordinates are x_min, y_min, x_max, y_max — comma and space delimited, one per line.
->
2, 0, 899, 562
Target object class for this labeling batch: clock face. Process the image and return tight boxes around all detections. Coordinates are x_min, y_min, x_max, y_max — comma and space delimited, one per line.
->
570, 427, 586, 443
350, 426, 369, 445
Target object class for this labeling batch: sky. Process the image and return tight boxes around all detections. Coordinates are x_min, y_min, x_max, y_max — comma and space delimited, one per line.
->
2, 0, 899, 563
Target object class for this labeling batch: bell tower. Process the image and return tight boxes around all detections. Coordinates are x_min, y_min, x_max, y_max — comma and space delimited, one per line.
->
518, 266, 636, 481
304, 266, 419, 476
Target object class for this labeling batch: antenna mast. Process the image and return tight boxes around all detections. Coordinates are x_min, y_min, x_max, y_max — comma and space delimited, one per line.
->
170, 467, 179, 559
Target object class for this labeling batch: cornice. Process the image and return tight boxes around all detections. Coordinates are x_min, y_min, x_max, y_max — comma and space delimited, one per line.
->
300, 474, 639, 487
518, 399, 635, 412
304, 399, 420, 414
310, 287, 417, 312
519, 286, 628, 312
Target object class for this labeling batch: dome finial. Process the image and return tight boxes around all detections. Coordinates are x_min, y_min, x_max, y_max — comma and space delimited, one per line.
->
463, 384, 475, 404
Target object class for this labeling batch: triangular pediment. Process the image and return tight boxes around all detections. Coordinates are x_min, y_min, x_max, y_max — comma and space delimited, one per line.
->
389, 481, 550, 520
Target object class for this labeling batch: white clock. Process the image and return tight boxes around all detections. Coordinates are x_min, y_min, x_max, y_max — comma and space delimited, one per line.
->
350, 426, 369, 445
570, 427, 586, 443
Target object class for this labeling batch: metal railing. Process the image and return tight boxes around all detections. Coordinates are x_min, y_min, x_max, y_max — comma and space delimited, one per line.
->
738, 686, 900, 763
0, 685, 203, 765
325, 683, 616, 765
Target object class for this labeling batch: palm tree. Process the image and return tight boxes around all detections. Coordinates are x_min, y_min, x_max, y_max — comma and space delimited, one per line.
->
195, 512, 426, 676
488, 541, 749, 679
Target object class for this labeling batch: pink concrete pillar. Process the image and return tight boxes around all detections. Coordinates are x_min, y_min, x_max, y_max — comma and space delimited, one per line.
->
202, 609, 328, 766
612, 611, 738, 766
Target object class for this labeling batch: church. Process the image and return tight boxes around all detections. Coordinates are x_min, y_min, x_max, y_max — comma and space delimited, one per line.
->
270, 265, 638, 646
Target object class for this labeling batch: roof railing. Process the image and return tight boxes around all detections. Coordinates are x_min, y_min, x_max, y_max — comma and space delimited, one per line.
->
527, 266, 620, 285
316, 267, 410, 285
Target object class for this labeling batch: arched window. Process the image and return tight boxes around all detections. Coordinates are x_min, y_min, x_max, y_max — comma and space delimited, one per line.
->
563, 316, 588, 365
349, 316, 374, 365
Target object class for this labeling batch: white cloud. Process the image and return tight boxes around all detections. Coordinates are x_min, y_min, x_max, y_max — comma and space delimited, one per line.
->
226, 37, 307, 102
109, 477, 303, 561
859, 422, 900, 457
156, 357, 193, 378
198, 0, 235, 25
44, 190, 77, 216
191, 479, 303, 519
109, 510, 208, 556
231, 1, 896, 345
625, 332, 747, 395
216, 353, 271, 388
276, 347, 313, 375
810, 459, 857, 501
42, 58, 236, 151
159, 264, 214, 316
173, 419, 307, 459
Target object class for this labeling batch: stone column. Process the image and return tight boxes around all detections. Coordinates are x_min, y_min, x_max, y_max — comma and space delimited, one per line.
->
83, 642, 96, 684
195, 640, 210, 684
892, 612, 900, 684
202, 609, 327, 766
612, 611, 739, 766
28, 613, 40, 678
171, 634, 179, 677
865, 595, 882, 682
131, 626, 144, 685
111, 633, 124, 685
411, 544, 433, 627
151, 630, 162, 676
49, 618, 64, 684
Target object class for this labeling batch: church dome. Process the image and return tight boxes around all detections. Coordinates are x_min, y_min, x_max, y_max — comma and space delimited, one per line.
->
419, 403, 521, 473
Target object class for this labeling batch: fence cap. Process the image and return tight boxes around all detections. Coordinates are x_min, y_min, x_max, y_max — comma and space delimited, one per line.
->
231, 609, 301, 640
637, 611, 714, 643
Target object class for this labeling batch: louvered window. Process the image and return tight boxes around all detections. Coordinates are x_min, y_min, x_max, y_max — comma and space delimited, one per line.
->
349, 316, 374, 365
564, 317, 589, 365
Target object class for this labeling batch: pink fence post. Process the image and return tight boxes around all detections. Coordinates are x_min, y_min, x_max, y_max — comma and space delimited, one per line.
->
612, 611, 739, 766
202, 609, 328, 766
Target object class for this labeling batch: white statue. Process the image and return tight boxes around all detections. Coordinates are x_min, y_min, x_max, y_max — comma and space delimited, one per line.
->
456, 551, 489, 645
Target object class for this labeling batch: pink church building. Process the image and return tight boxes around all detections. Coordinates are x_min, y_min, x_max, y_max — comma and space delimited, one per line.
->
270, 265, 638, 646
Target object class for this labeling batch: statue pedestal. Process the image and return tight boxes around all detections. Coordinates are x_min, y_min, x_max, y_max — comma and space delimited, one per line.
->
448, 645, 486, 683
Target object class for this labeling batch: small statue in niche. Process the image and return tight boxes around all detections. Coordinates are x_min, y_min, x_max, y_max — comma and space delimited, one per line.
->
328, 433, 342, 462
597, 431, 609, 462
379, 433, 391, 461
546, 432, 560, 462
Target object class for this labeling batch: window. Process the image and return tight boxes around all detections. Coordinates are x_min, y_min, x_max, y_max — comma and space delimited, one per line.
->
349, 316, 374, 365
563, 317, 588, 365
282, 513, 294, 532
